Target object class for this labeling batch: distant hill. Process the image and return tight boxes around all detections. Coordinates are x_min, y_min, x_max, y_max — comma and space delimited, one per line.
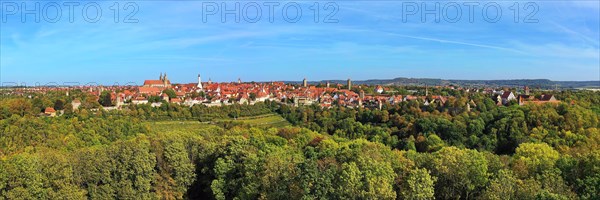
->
288, 78, 600, 89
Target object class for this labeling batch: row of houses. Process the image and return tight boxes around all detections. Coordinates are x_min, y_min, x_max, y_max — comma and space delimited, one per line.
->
493, 86, 560, 106
14, 75, 564, 117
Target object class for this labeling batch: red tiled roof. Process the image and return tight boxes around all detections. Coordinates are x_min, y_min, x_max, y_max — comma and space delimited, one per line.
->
45, 107, 56, 113
144, 80, 165, 85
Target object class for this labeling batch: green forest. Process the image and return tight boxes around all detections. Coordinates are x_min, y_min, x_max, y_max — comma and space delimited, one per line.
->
0, 90, 599, 199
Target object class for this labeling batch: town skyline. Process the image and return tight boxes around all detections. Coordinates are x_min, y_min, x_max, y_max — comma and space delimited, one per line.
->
2, 71, 567, 114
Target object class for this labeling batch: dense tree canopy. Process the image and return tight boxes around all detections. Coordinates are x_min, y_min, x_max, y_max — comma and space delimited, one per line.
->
0, 89, 599, 199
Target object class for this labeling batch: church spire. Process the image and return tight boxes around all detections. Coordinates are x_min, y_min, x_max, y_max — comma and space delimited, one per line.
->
197, 74, 203, 90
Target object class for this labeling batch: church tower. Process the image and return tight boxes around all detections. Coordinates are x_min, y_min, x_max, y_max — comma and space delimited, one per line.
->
347, 78, 352, 90
303, 78, 307, 87
160, 72, 163, 81
197, 74, 203, 90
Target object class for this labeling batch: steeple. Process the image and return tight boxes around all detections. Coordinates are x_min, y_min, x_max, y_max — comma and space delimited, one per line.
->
347, 78, 352, 90
160, 72, 163, 81
197, 74, 203, 90
303, 78, 307, 87
163, 73, 168, 84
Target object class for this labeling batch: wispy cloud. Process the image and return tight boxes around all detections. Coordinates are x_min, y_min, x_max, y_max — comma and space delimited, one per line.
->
337, 28, 526, 54
550, 21, 600, 46
386, 33, 527, 54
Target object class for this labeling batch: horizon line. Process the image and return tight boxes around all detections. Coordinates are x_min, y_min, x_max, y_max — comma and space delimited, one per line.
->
1, 77, 599, 88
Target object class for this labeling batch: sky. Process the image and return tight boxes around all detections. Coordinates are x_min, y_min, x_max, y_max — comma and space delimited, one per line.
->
0, 0, 599, 85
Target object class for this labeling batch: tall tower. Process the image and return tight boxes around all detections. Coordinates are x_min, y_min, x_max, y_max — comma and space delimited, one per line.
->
347, 78, 352, 90
425, 84, 428, 96
238, 78, 242, 84
160, 72, 163, 81
197, 74, 203, 90
326, 81, 330, 88
303, 78, 307, 87
524, 86, 530, 95
116, 95, 123, 108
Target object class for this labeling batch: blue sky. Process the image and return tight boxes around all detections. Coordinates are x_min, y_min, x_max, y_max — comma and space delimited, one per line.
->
1, 0, 599, 85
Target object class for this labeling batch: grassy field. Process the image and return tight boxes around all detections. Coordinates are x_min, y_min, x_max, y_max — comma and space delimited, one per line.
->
146, 120, 214, 134
145, 113, 290, 132
213, 114, 290, 128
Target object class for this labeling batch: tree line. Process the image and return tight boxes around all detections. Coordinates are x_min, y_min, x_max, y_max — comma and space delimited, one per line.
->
1, 124, 598, 199
0, 90, 599, 199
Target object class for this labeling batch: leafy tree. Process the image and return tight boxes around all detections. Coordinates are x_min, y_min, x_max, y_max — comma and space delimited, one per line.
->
7, 98, 34, 116
425, 134, 445, 152
404, 136, 417, 151
154, 134, 196, 199
0, 153, 46, 199
53, 100, 64, 111
573, 150, 600, 199
337, 162, 363, 199
163, 89, 177, 99
401, 168, 436, 200
491, 108, 529, 154
110, 137, 157, 199
430, 147, 489, 199
38, 150, 87, 199
513, 143, 559, 177
481, 169, 519, 200
98, 91, 112, 107
148, 95, 161, 103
